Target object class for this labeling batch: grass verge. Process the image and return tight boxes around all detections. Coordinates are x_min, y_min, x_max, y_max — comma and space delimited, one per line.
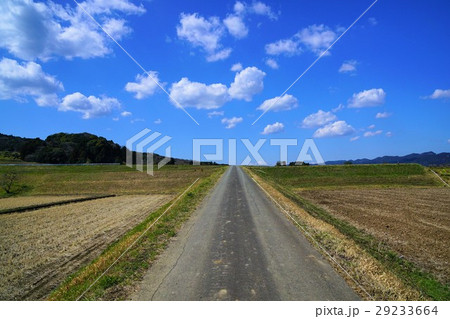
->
48, 166, 227, 301
245, 167, 449, 301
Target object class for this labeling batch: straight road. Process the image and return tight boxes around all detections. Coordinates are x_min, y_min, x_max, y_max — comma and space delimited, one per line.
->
133, 166, 359, 300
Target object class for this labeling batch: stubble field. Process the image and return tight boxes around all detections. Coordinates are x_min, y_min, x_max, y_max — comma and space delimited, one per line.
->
298, 187, 450, 285
0, 195, 171, 300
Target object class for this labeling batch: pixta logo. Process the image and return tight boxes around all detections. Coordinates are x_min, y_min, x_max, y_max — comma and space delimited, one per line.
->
193, 138, 324, 165
126, 129, 172, 175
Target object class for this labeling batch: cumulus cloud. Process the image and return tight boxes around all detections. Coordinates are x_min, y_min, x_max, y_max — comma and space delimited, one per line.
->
121, 111, 132, 117
376, 112, 391, 119
296, 24, 337, 55
178, 2, 276, 61
208, 111, 224, 118
249, 1, 279, 20
229, 66, 266, 101
427, 89, 450, 99
368, 17, 378, 26
206, 48, 232, 62
265, 24, 337, 57
223, 15, 248, 39
350, 136, 360, 142
261, 122, 284, 135
313, 121, 355, 138
169, 77, 230, 109
125, 72, 162, 100
348, 88, 386, 108
102, 18, 132, 40
364, 130, 383, 137
154, 118, 162, 124
0, 57, 63, 106
339, 60, 358, 73
368, 124, 376, 129
265, 58, 279, 69
221, 116, 243, 129
386, 132, 393, 137
231, 63, 243, 72
59, 92, 120, 119
0, 0, 143, 61
265, 39, 300, 56
168, 66, 265, 109
301, 110, 337, 128
257, 94, 298, 112
177, 13, 230, 61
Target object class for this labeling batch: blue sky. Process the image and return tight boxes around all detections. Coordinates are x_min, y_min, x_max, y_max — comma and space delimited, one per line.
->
0, 0, 449, 164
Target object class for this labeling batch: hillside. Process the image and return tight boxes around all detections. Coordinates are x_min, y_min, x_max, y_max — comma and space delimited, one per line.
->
326, 151, 450, 166
0, 133, 195, 165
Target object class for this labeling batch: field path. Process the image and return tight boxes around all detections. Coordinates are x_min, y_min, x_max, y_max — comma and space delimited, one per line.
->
133, 166, 358, 300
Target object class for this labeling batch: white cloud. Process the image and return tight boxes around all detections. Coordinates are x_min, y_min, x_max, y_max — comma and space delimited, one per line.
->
364, 130, 383, 137
231, 63, 243, 72
169, 66, 265, 110
350, 136, 360, 142
313, 121, 355, 138
386, 132, 393, 137
206, 48, 232, 62
125, 72, 162, 100
221, 116, 243, 129
233, 1, 246, 15
265, 58, 279, 69
223, 15, 248, 39
376, 112, 391, 119
295, 24, 337, 56
82, 0, 146, 15
59, 92, 120, 119
177, 13, 231, 62
265, 24, 338, 57
169, 77, 230, 109
348, 88, 386, 108
368, 124, 375, 129
368, 17, 378, 26
121, 111, 131, 117
261, 122, 284, 135
339, 60, 358, 73
154, 118, 162, 124
102, 18, 132, 40
301, 110, 337, 128
250, 1, 278, 20
332, 104, 344, 112
208, 111, 224, 118
0, 57, 63, 106
0, 0, 143, 61
257, 94, 298, 112
265, 39, 300, 56
428, 89, 450, 99
229, 66, 266, 101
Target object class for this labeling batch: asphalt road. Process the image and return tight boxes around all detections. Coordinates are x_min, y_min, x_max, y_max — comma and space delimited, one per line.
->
133, 166, 359, 300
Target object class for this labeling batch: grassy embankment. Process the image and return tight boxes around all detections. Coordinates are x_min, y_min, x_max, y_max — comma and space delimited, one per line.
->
247, 164, 449, 300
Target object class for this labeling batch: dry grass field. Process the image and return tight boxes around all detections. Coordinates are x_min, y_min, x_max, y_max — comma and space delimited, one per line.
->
0, 195, 85, 211
0, 165, 220, 197
0, 194, 171, 300
298, 188, 450, 285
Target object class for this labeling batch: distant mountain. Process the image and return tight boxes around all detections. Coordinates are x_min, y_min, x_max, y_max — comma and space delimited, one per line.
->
326, 152, 450, 166
0, 132, 200, 165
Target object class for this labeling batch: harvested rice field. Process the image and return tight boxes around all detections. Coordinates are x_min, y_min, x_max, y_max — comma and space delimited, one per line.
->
297, 187, 450, 285
0, 194, 171, 300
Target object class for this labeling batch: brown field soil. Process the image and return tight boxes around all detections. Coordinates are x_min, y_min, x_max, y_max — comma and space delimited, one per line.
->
297, 187, 450, 285
0, 194, 171, 300
0, 195, 85, 211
